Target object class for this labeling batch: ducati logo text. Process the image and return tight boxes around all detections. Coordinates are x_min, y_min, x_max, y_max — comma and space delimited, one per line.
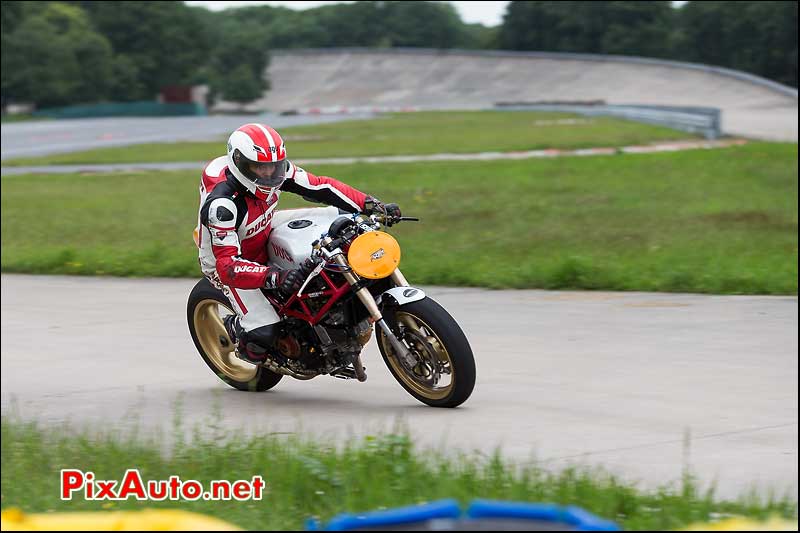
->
246, 216, 270, 237
233, 265, 268, 273
271, 243, 294, 263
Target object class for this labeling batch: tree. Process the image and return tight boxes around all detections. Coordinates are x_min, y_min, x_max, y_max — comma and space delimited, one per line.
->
497, 1, 796, 86
70, 29, 114, 103
108, 54, 145, 102
204, 25, 270, 107
498, 1, 674, 57
222, 64, 265, 107
598, 2, 675, 58
676, 1, 797, 87
2, 2, 115, 107
1, 0, 30, 31
216, 1, 477, 49
380, 1, 469, 48
74, 1, 213, 98
461, 23, 500, 50
498, 1, 567, 51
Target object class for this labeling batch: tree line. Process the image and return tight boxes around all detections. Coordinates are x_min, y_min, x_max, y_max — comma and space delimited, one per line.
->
1, 1, 796, 111
498, 1, 797, 88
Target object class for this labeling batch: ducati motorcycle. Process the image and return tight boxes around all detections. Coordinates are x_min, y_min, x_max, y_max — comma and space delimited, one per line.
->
187, 207, 476, 408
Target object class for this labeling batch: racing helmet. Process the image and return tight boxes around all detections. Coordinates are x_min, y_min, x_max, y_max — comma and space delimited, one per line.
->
226, 123, 288, 201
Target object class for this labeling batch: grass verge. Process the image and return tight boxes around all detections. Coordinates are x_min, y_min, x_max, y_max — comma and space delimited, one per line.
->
1, 415, 795, 531
0, 111, 700, 166
1, 143, 797, 294
0, 113, 46, 123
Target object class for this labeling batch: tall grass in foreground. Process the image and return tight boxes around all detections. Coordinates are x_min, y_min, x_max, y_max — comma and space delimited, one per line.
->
1, 412, 795, 531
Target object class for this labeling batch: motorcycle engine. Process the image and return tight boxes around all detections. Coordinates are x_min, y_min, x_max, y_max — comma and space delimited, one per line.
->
276, 319, 326, 370
276, 335, 302, 359
319, 308, 372, 355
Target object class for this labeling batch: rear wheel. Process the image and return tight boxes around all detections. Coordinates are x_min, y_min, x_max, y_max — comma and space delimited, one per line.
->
187, 278, 283, 392
377, 297, 475, 408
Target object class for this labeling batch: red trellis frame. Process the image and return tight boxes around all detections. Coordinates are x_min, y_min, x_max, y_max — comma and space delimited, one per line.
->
267, 270, 352, 326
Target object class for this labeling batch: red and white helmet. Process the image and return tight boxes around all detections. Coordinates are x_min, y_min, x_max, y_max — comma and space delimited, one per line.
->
226, 123, 287, 200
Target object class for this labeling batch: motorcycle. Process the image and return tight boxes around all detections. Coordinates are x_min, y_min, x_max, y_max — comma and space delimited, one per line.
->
187, 206, 476, 408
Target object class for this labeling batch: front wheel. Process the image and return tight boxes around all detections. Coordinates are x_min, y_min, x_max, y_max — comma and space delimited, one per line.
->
377, 297, 475, 408
187, 278, 283, 392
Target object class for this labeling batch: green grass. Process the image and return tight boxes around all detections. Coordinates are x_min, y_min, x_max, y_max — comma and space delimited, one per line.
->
0, 113, 46, 123
1, 142, 797, 294
0, 111, 700, 166
2, 415, 795, 531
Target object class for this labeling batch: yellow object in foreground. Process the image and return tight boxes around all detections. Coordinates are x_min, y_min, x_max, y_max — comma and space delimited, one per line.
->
347, 231, 401, 279
681, 515, 798, 531
0, 508, 241, 531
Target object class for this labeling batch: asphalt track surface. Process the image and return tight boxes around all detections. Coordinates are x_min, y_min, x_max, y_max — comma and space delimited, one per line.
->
0, 113, 373, 160
0, 139, 750, 177
1, 274, 796, 500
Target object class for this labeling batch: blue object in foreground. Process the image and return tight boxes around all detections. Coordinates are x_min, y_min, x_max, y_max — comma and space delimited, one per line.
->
466, 499, 621, 531
306, 499, 620, 531
306, 500, 461, 531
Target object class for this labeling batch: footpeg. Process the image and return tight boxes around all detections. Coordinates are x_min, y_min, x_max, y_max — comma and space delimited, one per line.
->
332, 368, 356, 380
332, 366, 367, 381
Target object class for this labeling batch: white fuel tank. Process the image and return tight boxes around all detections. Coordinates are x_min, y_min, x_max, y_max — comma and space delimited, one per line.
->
267, 206, 349, 269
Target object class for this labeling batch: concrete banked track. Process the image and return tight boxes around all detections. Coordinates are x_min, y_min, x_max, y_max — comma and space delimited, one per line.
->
220, 48, 798, 141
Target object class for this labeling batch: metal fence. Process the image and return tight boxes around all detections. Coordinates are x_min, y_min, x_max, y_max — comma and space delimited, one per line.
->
494, 103, 722, 139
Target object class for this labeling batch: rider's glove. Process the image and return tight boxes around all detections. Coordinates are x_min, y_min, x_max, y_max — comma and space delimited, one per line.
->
363, 196, 402, 225
362, 196, 383, 215
300, 256, 322, 276
265, 267, 304, 297
383, 202, 402, 221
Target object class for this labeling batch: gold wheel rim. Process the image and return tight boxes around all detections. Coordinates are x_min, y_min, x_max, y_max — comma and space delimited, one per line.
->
380, 312, 454, 400
193, 299, 258, 382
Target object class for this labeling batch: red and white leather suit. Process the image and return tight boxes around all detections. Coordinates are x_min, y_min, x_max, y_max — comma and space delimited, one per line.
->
197, 155, 368, 331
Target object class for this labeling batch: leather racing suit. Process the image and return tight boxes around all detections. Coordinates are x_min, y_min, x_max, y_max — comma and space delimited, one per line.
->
196, 155, 368, 347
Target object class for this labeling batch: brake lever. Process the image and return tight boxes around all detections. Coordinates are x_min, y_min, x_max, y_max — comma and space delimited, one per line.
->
297, 260, 325, 297
385, 216, 419, 227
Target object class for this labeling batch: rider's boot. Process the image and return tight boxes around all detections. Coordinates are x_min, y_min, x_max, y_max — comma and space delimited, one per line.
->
223, 315, 241, 347
225, 316, 280, 365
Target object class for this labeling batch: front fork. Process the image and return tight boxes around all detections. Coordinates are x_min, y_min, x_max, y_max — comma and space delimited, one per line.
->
330, 254, 415, 366
390, 269, 410, 287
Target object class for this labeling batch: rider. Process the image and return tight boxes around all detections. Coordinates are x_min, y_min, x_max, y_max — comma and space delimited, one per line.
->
197, 123, 400, 364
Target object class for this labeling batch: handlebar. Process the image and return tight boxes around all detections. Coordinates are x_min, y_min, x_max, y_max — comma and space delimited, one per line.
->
371, 214, 420, 225
313, 213, 421, 255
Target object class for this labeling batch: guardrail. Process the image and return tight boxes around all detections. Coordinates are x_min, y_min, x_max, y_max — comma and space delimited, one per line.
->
494, 103, 722, 139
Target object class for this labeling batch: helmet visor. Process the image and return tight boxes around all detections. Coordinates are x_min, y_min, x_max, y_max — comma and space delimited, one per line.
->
240, 158, 287, 189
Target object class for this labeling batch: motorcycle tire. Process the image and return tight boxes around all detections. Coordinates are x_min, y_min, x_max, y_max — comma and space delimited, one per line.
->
377, 297, 475, 408
187, 278, 283, 392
